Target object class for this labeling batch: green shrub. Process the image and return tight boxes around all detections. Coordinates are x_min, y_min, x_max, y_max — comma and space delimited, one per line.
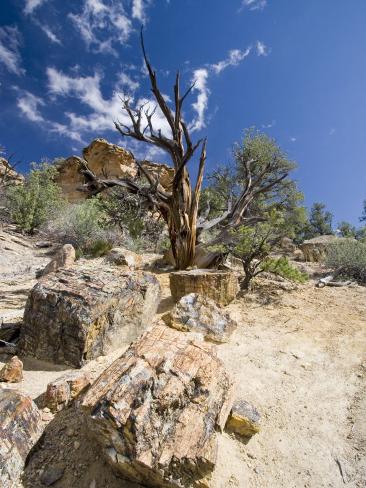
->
43, 198, 120, 257
326, 240, 366, 284
5, 163, 64, 233
261, 256, 308, 283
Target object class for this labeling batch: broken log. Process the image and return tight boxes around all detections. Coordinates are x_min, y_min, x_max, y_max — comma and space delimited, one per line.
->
81, 324, 235, 487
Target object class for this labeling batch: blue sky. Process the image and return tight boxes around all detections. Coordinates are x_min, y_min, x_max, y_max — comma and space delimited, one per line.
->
0, 0, 365, 225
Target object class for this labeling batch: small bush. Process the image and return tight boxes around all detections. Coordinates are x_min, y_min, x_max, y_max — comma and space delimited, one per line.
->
261, 257, 308, 283
5, 163, 64, 233
326, 240, 366, 284
42, 198, 120, 257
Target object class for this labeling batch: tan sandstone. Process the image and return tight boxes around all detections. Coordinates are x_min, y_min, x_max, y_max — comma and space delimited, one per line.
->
39, 243, 76, 276
0, 356, 23, 383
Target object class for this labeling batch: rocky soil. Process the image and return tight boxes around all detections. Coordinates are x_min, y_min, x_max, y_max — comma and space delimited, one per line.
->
0, 229, 365, 487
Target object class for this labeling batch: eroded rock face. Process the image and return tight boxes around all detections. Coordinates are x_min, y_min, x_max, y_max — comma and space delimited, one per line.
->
170, 269, 239, 306
55, 139, 174, 202
44, 371, 91, 413
0, 356, 23, 383
0, 389, 43, 488
0, 158, 24, 187
39, 243, 76, 277
81, 324, 235, 488
18, 263, 161, 367
162, 293, 237, 343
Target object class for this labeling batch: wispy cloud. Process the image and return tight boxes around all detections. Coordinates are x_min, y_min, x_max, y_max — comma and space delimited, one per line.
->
17, 91, 45, 122
329, 128, 336, 136
241, 0, 267, 11
190, 68, 210, 131
39, 24, 62, 44
290, 137, 297, 142
256, 41, 269, 56
132, 0, 148, 23
69, 0, 132, 55
0, 26, 24, 76
211, 47, 251, 74
24, 0, 49, 15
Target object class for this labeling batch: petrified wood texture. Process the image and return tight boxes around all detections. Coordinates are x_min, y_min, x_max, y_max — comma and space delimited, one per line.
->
18, 263, 160, 367
44, 370, 91, 413
0, 389, 43, 488
170, 269, 239, 306
81, 324, 235, 487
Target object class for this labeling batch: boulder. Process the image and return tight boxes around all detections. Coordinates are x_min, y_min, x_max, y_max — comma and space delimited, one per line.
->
225, 399, 261, 438
0, 158, 24, 187
300, 235, 355, 262
55, 139, 174, 202
293, 249, 305, 261
162, 293, 237, 343
0, 356, 23, 383
44, 370, 91, 413
18, 263, 161, 367
280, 237, 296, 254
39, 243, 76, 277
81, 324, 235, 488
0, 389, 43, 488
170, 269, 239, 306
105, 247, 143, 270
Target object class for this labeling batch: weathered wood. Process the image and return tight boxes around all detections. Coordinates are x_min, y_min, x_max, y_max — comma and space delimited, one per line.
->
170, 269, 239, 306
18, 263, 160, 367
81, 324, 235, 487
0, 389, 43, 488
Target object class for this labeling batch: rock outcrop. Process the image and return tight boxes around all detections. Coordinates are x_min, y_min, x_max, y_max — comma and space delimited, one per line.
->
55, 139, 174, 202
0, 389, 43, 488
39, 243, 76, 277
44, 371, 91, 413
225, 399, 261, 438
0, 158, 24, 187
170, 269, 239, 306
18, 262, 161, 367
0, 356, 23, 382
81, 324, 235, 488
163, 293, 237, 343
300, 235, 354, 262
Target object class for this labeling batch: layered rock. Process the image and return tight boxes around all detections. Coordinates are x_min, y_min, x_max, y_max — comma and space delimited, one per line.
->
18, 263, 161, 367
44, 371, 91, 413
0, 356, 23, 383
39, 243, 76, 277
163, 293, 237, 343
170, 269, 239, 306
0, 158, 24, 187
55, 139, 174, 202
81, 324, 235, 487
0, 389, 43, 488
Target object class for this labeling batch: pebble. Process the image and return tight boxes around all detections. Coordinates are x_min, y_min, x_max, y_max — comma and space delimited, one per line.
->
74, 440, 80, 449
40, 465, 65, 486
66, 428, 75, 437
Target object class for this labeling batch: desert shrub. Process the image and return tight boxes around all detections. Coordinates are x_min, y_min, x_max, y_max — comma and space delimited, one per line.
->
98, 188, 167, 253
261, 256, 308, 283
5, 163, 64, 233
326, 240, 366, 284
42, 198, 119, 257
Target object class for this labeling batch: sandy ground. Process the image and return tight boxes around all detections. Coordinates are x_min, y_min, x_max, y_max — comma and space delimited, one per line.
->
0, 230, 365, 487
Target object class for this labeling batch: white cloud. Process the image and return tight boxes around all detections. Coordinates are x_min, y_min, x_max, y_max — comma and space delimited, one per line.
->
17, 91, 45, 122
190, 68, 210, 132
262, 120, 275, 129
211, 47, 251, 74
69, 0, 132, 55
290, 137, 297, 142
241, 0, 267, 11
132, 0, 146, 22
40, 25, 62, 44
118, 73, 140, 93
24, 0, 49, 15
0, 26, 24, 76
256, 41, 269, 56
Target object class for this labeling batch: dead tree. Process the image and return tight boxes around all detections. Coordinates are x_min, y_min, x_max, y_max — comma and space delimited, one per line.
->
79, 30, 289, 269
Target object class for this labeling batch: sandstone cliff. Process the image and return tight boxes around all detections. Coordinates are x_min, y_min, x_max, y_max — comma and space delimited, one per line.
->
55, 138, 174, 202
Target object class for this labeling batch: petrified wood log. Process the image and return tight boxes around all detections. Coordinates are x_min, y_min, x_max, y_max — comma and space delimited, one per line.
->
81, 324, 235, 487
18, 263, 160, 367
0, 389, 43, 488
170, 269, 239, 306
44, 370, 91, 413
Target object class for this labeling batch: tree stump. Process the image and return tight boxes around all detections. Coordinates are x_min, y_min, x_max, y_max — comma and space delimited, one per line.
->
81, 324, 235, 487
170, 269, 239, 306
